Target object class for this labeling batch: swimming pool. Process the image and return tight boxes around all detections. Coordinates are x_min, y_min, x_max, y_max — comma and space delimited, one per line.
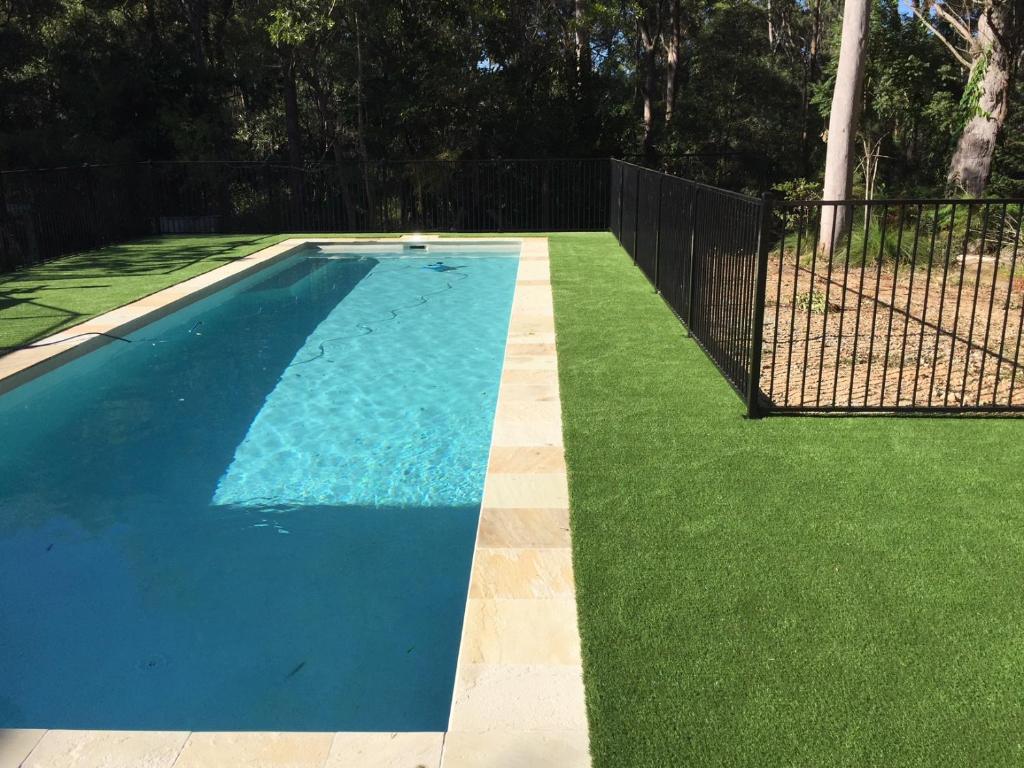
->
0, 241, 520, 731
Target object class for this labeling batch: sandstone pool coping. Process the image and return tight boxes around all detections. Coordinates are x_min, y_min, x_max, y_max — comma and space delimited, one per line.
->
0, 236, 590, 767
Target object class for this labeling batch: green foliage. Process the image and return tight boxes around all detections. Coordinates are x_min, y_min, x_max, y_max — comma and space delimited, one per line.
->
0, 0, 1013, 201
846, 214, 921, 266
795, 289, 828, 313
811, 0, 962, 197
958, 46, 993, 127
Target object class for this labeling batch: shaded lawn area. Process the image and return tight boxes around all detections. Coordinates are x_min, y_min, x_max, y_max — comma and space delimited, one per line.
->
549, 232, 1024, 767
0, 234, 294, 349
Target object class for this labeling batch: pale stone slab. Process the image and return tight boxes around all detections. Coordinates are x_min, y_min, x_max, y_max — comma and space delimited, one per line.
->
487, 446, 566, 474
449, 665, 588, 732
174, 732, 333, 768
0, 729, 46, 768
500, 355, 558, 372
498, 369, 559, 387
23, 730, 188, 768
513, 260, 551, 281
496, 382, 560, 404
469, 548, 575, 599
490, 417, 563, 449
510, 289, 554, 317
505, 343, 556, 356
462, 599, 581, 665
324, 732, 443, 768
440, 730, 590, 768
506, 331, 557, 345
482, 473, 569, 510
477, 508, 571, 549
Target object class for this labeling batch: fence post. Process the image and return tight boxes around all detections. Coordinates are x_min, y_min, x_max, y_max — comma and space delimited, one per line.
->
685, 186, 700, 333
616, 161, 624, 241
746, 192, 774, 419
264, 161, 276, 232
83, 163, 100, 248
632, 169, 641, 264
146, 160, 158, 234
653, 173, 664, 291
0, 171, 9, 269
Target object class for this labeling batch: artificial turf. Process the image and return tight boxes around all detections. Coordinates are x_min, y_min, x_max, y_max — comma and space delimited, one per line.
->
548, 232, 1024, 767
0, 235, 292, 349
4, 233, 1023, 765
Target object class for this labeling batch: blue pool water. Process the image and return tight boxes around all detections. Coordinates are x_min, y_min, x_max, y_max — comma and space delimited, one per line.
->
0, 243, 519, 731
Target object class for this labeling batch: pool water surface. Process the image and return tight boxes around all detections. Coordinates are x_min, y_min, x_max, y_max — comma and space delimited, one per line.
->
0, 243, 519, 731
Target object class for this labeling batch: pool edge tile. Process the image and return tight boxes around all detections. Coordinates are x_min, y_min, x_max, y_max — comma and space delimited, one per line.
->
23, 730, 188, 768
446, 236, 591, 765
440, 729, 590, 768
173, 732, 333, 768
0, 729, 47, 768
324, 732, 443, 768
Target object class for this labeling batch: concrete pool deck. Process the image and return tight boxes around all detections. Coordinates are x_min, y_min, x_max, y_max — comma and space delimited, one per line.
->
0, 236, 591, 768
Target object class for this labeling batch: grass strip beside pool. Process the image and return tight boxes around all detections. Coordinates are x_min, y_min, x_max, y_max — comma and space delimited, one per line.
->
0, 235, 291, 349
549, 232, 1024, 768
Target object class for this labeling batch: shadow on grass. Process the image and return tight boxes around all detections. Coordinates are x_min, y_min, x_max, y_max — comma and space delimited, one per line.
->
1, 236, 274, 282
0, 235, 278, 350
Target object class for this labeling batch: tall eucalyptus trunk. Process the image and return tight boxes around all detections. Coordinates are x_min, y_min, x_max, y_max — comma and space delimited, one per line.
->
947, 5, 1014, 196
664, 0, 681, 126
638, 5, 659, 163
818, 0, 870, 255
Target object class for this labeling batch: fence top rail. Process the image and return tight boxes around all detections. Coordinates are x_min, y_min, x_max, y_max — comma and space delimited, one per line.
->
778, 196, 1024, 207
0, 162, 141, 176
611, 158, 761, 204
1, 157, 613, 175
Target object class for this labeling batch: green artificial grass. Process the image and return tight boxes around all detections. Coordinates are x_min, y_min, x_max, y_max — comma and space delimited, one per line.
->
0, 235, 290, 349
548, 232, 1024, 767
5, 232, 1023, 764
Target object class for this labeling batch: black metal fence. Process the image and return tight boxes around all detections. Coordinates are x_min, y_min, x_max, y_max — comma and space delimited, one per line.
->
0, 158, 609, 271
6, 154, 1024, 415
765, 198, 1024, 413
611, 159, 769, 410
611, 159, 1024, 415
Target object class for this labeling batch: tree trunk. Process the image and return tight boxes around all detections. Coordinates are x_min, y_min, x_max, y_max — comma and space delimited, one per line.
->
818, 0, 870, 255
665, 0, 680, 126
283, 56, 303, 169
639, 7, 659, 164
947, 7, 1013, 196
282, 53, 304, 225
574, 0, 592, 95
573, 0, 595, 146
353, 12, 376, 227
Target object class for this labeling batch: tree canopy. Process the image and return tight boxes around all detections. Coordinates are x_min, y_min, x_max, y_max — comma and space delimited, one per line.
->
1, 0, 1021, 197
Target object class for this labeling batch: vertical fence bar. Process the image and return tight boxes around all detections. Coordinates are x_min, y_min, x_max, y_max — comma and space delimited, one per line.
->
747, 193, 773, 418
0, 171, 8, 270
653, 172, 664, 291
632, 169, 641, 264
83, 163, 99, 248
617, 162, 625, 239
685, 186, 700, 331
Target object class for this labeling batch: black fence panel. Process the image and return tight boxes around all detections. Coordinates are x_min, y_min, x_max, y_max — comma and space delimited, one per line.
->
689, 189, 765, 397
764, 198, 1024, 413
0, 158, 610, 272
609, 159, 768, 409
657, 179, 696, 320
634, 168, 661, 281
0, 164, 150, 270
609, 159, 622, 239
619, 164, 639, 262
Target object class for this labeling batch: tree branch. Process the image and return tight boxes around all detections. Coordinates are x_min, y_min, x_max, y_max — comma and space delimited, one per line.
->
930, 1, 974, 46
910, 3, 972, 69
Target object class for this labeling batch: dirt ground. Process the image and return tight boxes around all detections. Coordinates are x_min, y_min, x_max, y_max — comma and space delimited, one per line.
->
761, 255, 1024, 409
